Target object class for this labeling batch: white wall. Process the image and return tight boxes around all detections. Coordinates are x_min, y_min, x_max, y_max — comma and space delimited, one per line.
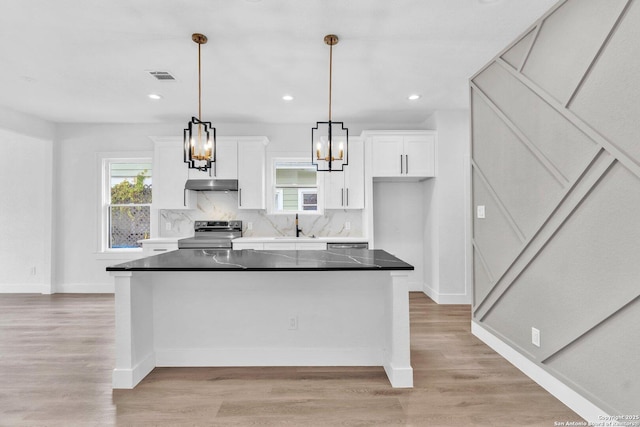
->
0, 107, 55, 293
55, 123, 159, 292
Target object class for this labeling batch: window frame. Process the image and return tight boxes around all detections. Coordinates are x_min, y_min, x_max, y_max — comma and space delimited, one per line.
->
97, 152, 153, 254
267, 156, 324, 215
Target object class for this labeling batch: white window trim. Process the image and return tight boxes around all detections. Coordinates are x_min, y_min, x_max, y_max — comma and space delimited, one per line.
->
267, 154, 324, 215
96, 151, 152, 254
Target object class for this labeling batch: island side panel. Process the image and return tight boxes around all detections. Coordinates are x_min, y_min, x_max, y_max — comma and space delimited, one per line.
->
384, 271, 413, 388
111, 271, 155, 389
150, 271, 388, 367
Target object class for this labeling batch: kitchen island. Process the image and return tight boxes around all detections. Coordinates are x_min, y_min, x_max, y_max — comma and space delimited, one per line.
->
107, 248, 414, 389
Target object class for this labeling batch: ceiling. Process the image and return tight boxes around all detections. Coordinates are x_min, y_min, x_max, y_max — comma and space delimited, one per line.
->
0, 0, 557, 125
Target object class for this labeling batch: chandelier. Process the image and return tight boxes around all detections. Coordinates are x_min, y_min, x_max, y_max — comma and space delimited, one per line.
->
312, 34, 348, 172
184, 33, 215, 172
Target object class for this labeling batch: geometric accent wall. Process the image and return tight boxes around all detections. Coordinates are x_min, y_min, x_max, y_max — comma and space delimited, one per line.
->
471, 0, 639, 414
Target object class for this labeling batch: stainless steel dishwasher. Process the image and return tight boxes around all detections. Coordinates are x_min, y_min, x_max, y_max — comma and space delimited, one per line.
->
326, 242, 369, 250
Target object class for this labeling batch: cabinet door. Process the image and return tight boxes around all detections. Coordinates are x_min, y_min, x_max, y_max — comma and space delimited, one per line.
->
371, 135, 404, 177
404, 135, 435, 178
324, 171, 346, 209
237, 139, 266, 209
213, 139, 238, 179
295, 242, 327, 250
344, 137, 364, 208
187, 138, 238, 180
153, 140, 195, 209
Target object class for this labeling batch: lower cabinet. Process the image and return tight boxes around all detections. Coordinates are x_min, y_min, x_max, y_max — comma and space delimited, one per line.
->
233, 242, 264, 250
141, 241, 179, 257
233, 241, 327, 250
295, 242, 327, 250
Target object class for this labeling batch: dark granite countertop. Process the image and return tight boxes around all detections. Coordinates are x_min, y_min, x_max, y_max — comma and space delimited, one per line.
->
107, 249, 414, 272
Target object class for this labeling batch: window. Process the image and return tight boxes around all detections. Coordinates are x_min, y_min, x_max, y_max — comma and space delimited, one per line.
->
102, 159, 152, 251
272, 160, 319, 213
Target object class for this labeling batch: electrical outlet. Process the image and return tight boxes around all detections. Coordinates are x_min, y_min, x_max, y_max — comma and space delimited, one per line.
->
247, 222, 253, 230
477, 205, 486, 219
345, 221, 351, 230
30, 266, 36, 276
531, 327, 540, 347
288, 316, 298, 330
165, 222, 172, 231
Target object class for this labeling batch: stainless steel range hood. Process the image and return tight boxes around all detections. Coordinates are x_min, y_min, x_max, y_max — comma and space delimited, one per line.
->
184, 179, 238, 191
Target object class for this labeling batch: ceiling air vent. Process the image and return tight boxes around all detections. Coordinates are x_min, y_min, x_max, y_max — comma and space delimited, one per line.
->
148, 71, 176, 81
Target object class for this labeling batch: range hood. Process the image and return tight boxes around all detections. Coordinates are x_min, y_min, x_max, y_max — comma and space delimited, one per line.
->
184, 179, 238, 191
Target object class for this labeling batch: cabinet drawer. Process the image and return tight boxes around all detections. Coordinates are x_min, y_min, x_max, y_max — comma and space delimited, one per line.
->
141, 242, 179, 256
232, 242, 264, 250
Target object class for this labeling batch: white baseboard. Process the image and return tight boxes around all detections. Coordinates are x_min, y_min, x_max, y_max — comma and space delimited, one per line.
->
155, 347, 383, 367
112, 351, 156, 389
472, 321, 612, 424
423, 283, 471, 304
0, 283, 51, 294
383, 363, 414, 388
54, 282, 114, 293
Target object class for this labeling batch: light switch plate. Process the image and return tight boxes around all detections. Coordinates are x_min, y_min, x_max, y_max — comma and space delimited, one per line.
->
531, 327, 540, 347
477, 205, 486, 219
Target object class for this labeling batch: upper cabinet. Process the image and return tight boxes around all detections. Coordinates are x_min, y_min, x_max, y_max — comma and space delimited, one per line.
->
152, 137, 196, 209
324, 137, 365, 209
237, 137, 269, 209
187, 138, 238, 180
367, 131, 436, 178
152, 136, 266, 210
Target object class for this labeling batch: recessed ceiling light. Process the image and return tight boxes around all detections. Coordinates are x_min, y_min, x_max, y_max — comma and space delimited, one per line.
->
408, 94, 421, 101
148, 94, 163, 100
282, 95, 294, 101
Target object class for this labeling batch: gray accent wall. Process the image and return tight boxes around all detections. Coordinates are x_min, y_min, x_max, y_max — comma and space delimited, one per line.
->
470, 0, 639, 415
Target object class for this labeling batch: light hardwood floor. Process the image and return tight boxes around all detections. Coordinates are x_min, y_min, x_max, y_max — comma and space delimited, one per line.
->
0, 293, 582, 426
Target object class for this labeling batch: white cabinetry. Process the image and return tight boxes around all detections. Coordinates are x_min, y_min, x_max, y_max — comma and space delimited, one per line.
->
141, 240, 179, 257
237, 137, 269, 209
368, 131, 436, 178
152, 138, 196, 209
232, 242, 264, 250
187, 137, 238, 180
232, 240, 327, 250
324, 137, 365, 209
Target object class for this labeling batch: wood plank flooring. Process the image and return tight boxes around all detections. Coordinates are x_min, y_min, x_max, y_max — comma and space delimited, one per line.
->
0, 293, 582, 426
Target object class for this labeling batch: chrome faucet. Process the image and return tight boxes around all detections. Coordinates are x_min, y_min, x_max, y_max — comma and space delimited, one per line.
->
295, 214, 302, 237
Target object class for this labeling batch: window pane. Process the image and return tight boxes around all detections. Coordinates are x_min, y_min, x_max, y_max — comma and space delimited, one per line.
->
110, 163, 152, 204
273, 161, 318, 213
302, 193, 317, 204
109, 206, 150, 248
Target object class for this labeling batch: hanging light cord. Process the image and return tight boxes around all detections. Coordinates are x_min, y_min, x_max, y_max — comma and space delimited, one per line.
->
328, 41, 333, 122
198, 40, 202, 122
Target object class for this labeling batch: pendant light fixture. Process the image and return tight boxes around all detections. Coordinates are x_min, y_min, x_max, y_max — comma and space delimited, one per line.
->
184, 33, 215, 172
312, 34, 348, 172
